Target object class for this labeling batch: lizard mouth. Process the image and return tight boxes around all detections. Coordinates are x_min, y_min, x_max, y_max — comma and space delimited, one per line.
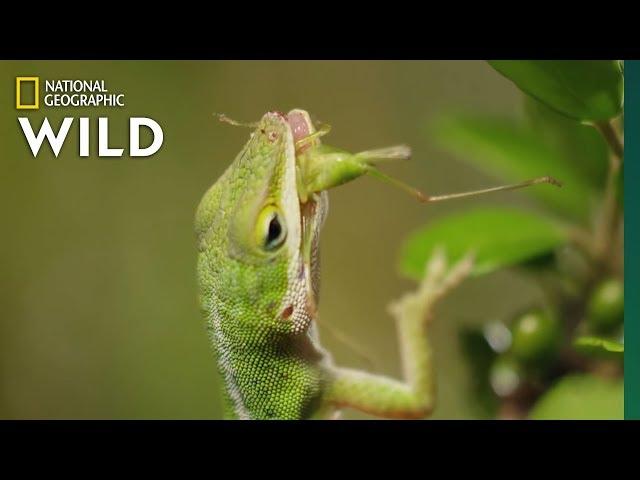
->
299, 195, 318, 311
286, 109, 324, 313
287, 109, 318, 269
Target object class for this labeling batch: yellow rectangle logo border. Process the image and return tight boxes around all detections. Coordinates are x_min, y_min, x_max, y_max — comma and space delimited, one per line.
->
16, 77, 39, 110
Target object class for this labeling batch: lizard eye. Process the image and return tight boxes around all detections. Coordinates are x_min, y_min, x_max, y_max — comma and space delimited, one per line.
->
256, 205, 287, 251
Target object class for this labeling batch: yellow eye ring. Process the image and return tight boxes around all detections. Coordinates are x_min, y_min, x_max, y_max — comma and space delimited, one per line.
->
256, 205, 287, 251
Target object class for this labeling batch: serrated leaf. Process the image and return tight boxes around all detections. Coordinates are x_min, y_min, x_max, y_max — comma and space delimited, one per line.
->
489, 60, 623, 122
399, 207, 568, 279
432, 115, 597, 221
574, 336, 624, 359
529, 374, 623, 419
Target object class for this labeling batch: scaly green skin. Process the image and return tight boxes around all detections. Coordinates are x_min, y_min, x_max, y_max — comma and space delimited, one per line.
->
195, 109, 472, 419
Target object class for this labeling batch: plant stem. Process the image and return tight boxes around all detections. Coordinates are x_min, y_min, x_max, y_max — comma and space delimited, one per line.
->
594, 120, 623, 270
595, 121, 623, 165
568, 226, 598, 259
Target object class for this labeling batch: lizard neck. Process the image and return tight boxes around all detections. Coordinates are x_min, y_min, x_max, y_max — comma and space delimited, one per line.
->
212, 320, 330, 420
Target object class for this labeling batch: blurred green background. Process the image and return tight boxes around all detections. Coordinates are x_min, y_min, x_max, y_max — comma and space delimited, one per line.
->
0, 61, 544, 419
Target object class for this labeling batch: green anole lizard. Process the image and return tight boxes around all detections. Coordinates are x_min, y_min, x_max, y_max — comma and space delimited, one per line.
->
195, 109, 559, 419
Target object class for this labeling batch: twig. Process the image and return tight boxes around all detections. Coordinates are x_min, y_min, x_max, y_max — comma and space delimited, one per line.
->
594, 121, 623, 165
591, 120, 623, 270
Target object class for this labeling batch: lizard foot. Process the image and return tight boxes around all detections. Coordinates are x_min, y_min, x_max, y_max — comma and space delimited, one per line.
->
388, 247, 474, 325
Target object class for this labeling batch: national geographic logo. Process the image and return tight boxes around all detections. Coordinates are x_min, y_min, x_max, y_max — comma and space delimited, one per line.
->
16, 77, 125, 109
15, 76, 163, 158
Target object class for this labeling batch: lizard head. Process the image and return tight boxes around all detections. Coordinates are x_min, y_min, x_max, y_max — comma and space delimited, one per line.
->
195, 109, 328, 340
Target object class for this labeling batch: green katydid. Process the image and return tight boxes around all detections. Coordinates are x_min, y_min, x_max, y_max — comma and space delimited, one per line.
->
195, 109, 559, 419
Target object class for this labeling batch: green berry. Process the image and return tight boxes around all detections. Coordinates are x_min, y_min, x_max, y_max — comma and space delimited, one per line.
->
587, 279, 624, 334
510, 310, 561, 365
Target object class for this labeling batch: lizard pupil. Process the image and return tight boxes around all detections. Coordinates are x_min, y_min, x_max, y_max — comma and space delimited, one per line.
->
266, 214, 283, 248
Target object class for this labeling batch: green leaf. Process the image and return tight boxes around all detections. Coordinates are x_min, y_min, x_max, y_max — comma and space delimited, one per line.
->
489, 60, 623, 122
432, 115, 597, 221
523, 97, 608, 190
529, 374, 623, 419
399, 207, 568, 279
574, 336, 624, 359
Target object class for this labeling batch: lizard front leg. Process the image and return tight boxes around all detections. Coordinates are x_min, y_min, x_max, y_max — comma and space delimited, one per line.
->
321, 249, 474, 419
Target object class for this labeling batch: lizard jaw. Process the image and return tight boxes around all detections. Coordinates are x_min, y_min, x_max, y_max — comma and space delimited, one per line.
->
299, 198, 318, 314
